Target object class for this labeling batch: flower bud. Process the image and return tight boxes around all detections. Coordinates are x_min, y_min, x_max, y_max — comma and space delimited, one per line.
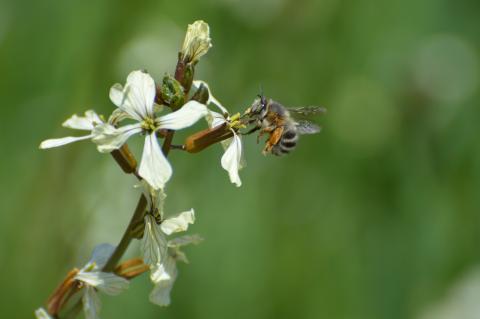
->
160, 74, 185, 109
180, 20, 212, 64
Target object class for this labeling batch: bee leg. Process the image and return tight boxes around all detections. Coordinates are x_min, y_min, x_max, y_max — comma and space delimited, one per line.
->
263, 127, 284, 155
257, 127, 273, 144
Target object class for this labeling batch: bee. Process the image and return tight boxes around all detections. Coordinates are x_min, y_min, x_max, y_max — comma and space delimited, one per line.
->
244, 95, 325, 156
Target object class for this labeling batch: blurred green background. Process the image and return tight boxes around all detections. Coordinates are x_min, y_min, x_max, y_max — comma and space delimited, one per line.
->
1, 0, 480, 318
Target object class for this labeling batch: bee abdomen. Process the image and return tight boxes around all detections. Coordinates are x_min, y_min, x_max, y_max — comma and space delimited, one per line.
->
272, 128, 298, 156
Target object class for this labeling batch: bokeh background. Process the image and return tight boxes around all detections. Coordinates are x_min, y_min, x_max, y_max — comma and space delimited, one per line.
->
1, 0, 480, 318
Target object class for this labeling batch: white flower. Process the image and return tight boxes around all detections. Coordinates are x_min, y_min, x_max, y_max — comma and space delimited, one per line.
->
192, 80, 244, 187
35, 308, 53, 319
149, 234, 202, 306
74, 244, 130, 319
181, 20, 212, 63
93, 70, 208, 189
141, 208, 195, 268
39, 110, 104, 149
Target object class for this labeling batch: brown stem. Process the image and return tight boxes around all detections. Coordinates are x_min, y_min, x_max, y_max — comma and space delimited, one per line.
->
162, 57, 194, 156
53, 54, 195, 319
111, 144, 137, 174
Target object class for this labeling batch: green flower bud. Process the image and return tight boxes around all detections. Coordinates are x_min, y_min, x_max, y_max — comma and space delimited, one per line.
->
160, 74, 185, 109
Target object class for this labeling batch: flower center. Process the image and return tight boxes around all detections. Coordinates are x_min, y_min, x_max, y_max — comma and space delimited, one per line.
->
141, 117, 157, 133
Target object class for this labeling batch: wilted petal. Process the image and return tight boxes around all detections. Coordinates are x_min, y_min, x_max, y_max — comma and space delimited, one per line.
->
149, 257, 178, 306
75, 271, 129, 295
168, 234, 204, 248
39, 134, 93, 149
221, 133, 242, 187
141, 214, 168, 267
160, 209, 195, 235
62, 110, 102, 130
82, 286, 101, 319
138, 133, 172, 190
92, 123, 142, 153
35, 308, 53, 319
171, 248, 189, 264
157, 100, 208, 131
139, 181, 167, 218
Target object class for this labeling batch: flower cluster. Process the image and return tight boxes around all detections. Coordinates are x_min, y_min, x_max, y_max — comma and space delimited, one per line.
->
37, 19, 246, 319
40, 70, 209, 190
40, 60, 244, 189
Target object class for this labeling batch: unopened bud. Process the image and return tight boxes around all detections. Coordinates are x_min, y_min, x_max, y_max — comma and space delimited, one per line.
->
160, 74, 185, 109
180, 20, 212, 64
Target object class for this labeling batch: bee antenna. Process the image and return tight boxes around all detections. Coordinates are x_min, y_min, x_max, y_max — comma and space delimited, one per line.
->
258, 84, 267, 106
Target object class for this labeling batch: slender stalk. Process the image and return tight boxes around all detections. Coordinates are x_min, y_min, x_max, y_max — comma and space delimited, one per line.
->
102, 195, 147, 272
54, 56, 193, 319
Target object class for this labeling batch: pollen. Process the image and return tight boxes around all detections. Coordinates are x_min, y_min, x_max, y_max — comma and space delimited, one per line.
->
141, 117, 157, 132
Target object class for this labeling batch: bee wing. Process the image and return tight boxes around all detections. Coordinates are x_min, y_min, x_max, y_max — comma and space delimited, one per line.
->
288, 106, 326, 117
295, 120, 321, 135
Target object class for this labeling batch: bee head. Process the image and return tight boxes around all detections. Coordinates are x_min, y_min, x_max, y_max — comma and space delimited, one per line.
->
249, 93, 268, 115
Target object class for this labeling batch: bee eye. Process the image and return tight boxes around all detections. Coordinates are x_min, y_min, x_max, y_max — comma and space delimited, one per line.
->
261, 96, 267, 107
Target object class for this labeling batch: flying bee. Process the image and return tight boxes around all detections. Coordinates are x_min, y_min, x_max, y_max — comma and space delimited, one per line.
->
244, 95, 326, 156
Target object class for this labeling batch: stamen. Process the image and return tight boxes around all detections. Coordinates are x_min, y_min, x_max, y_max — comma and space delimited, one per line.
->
141, 117, 157, 132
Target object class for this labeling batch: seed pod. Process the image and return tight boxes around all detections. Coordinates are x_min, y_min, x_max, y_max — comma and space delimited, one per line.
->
185, 123, 233, 153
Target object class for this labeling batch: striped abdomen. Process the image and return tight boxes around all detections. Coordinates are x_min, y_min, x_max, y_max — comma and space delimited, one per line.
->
272, 125, 298, 156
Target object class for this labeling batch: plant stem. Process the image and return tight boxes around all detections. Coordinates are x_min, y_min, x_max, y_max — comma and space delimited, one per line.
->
102, 194, 147, 272
56, 57, 191, 319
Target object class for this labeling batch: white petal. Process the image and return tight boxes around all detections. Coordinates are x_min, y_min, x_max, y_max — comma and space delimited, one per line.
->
157, 100, 208, 131
126, 70, 156, 117
108, 108, 134, 125
192, 80, 229, 114
75, 271, 129, 295
109, 70, 156, 120
161, 209, 195, 235
92, 123, 142, 153
109, 83, 142, 121
221, 133, 242, 187
88, 243, 116, 270
205, 110, 227, 129
168, 234, 204, 248
62, 110, 102, 130
82, 286, 101, 319
141, 214, 168, 267
149, 257, 178, 306
85, 110, 103, 124
35, 308, 53, 319
39, 134, 93, 149
138, 133, 172, 190
139, 181, 167, 218
150, 257, 175, 283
